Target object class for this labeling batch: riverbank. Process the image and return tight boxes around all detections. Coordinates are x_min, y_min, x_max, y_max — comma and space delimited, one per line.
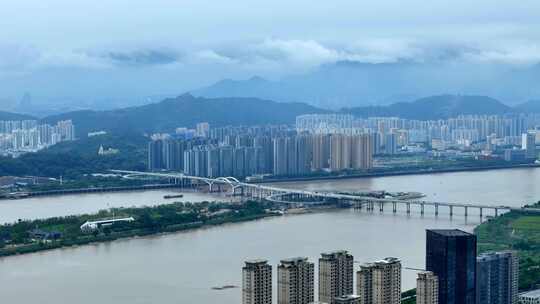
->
3, 162, 537, 201
0, 200, 278, 258
258, 162, 540, 184
0, 183, 182, 200
475, 202, 540, 291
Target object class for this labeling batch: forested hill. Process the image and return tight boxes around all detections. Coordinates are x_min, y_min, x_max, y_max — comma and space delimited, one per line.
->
43, 94, 328, 135
0, 111, 35, 121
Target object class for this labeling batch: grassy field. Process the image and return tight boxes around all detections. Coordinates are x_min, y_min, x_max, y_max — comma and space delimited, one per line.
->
475, 202, 540, 291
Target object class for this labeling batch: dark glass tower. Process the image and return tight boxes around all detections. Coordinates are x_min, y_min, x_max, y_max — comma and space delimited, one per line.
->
426, 229, 477, 304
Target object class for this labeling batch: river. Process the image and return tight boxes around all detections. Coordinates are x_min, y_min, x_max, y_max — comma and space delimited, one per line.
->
1, 167, 539, 304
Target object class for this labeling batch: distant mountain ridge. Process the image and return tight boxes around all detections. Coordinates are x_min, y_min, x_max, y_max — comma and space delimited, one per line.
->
342, 95, 513, 120
193, 61, 540, 109
43, 94, 328, 135
0, 111, 36, 121
40, 94, 540, 136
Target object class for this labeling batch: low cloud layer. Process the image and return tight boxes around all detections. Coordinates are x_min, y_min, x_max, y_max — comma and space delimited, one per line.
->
1, 0, 540, 100
3, 38, 540, 76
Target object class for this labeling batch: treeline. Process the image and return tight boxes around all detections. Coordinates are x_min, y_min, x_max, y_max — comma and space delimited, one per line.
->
0, 200, 271, 256
0, 133, 147, 178
475, 201, 540, 291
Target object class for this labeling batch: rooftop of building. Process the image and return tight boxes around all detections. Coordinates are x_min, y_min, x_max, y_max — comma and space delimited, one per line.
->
279, 257, 309, 264
359, 257, 401, 269
376, 257, 400, 264
478, 250, 516, 257
244, 259, 268, 265
427, 229, 474, 237
520, 289, 540, 298
320, 250, 350, 258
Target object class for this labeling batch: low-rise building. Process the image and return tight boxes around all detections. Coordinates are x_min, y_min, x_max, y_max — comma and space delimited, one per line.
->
520, 290, 540, 304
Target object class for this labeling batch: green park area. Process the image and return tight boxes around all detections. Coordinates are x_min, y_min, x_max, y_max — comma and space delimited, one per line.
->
475, 201, 540, 291
0, 200, 274, 257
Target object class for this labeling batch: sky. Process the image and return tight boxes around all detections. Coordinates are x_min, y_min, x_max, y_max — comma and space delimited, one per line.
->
1, 0, 540, 104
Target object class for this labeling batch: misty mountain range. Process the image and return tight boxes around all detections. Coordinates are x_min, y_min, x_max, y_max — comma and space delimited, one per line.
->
193, 60, 540, 109
6, 60, 540, 118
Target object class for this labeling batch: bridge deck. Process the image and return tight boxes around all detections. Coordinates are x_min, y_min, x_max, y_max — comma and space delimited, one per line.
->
111, 170, 540, 214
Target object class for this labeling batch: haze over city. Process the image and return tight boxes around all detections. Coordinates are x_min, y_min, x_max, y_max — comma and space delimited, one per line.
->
3, 0, 540, 112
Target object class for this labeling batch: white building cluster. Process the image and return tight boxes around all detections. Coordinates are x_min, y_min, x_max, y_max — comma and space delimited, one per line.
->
297, 114, 540, 149
297, 114, 540, 160
0, 120, 76, 155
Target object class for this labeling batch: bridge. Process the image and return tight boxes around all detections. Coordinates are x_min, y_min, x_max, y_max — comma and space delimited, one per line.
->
111, 170, 540, 218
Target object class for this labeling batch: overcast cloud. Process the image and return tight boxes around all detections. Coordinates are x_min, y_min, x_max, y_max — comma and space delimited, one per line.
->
1, 0, 540, 100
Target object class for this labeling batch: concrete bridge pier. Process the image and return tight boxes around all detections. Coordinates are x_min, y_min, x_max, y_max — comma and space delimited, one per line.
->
421, 203, 425, 215
465, 206, 468, 217
379, 202, 384, 212
435, 204, 439, 216
449, 206, 453, 217
392, 202, 397, 213
495, 208, 499, 217
479, 208, 483, 218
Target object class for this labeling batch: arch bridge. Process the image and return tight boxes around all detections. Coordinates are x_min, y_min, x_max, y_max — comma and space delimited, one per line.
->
111, 170, 540, 218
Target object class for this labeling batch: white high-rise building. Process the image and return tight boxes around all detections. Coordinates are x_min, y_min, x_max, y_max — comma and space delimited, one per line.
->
417, 271, 439, 304
243, 259, 272, 304
319, 250, 354, 304
522, 132, 536, 159
356, 257, 401, 304
196, 122, 210, 138
277, 257, 314, 304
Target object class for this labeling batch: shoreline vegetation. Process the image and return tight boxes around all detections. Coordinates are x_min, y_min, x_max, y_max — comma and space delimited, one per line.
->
475, 201, 540, 291
0, 200, 278, 258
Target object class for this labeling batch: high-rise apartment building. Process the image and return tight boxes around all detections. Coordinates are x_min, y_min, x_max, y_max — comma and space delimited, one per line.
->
148, 140, 164, 171
416, 271, 439, 304
286, 137, 299, 175
312, 134, 331, 171
243, 260, 272, 304
196, 122, 210, 138
384, 133, 398, 155
476, 251, 519, 304
426, 229, 477, 304
277, 257, 315, 304
319, 250, 354, 304
522, 132, 537, 159
356, 257, 401, 304
351, 134, 373, 170
273, 137, 288, 175
296, 135, 313, 175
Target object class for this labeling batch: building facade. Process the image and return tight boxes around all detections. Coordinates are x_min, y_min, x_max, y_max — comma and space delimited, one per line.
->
519, 290, 540, 304
277, 257, 314, 304
243, 260, 272, 304
476, 251, 519, 304
417, 271, 439, 304
426, 229, 477, 304
356, 257, 401, 304
319, 250, 354, 304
